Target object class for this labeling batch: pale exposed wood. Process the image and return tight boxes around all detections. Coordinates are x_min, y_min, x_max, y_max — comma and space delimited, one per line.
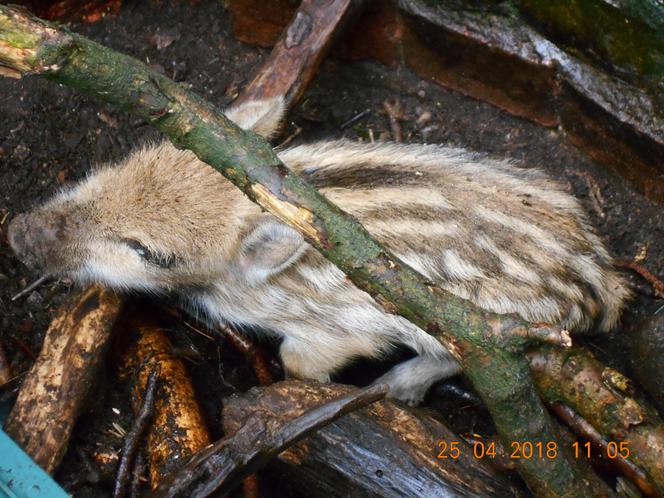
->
5, 285, 123, 473
121, 312, 211, 488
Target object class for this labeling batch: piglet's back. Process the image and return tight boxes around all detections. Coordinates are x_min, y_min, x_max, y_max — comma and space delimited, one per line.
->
280, 140, 629, 332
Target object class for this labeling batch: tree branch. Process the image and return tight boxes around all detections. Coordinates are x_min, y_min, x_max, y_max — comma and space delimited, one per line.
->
530, 346, 664, 494
0, 6, 611, 495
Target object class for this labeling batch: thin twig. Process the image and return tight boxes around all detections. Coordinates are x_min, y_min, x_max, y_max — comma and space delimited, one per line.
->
550, 403, 657, 497
275, 125, 302, 149
114, 370, 159, 498
130, 450, 147, 498
182, 320, 215, 341
615, 259, 664, 299
11, 274, 50, 301
382, 99, 403, 142
340, 108, 370, 129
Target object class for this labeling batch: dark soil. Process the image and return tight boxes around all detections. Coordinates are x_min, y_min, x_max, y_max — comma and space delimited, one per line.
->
1, 1, 662, 496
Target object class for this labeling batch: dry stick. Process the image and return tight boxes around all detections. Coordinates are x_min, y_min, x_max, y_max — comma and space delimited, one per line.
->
4, 285, 123, 473
550, 403, 657, 498
0, 8, 613, 496
11, 274, 50, 301
383, 99, 403, 143
234, 0, 369, 111
114, 370, 159, 498
130, 451, 148, 498
615, 259, 664, 299
530, 346, 664, 495
149, 384, 388, 498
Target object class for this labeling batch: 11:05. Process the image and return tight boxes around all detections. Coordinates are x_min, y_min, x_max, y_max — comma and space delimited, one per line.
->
573, 441, 631, 459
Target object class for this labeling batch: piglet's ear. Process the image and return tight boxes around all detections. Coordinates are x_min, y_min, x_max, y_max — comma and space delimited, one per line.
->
236, 216, 307, 284
224, 96, 286, 138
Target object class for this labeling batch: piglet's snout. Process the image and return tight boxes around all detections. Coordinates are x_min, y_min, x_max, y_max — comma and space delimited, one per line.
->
8, 212, 64, 270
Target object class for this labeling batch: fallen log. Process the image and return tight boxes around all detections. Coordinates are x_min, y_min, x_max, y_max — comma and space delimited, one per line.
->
121, 311, 211, 489
4, 285, 123, 473
150, 382, 388, 498
222, 380, 526, 498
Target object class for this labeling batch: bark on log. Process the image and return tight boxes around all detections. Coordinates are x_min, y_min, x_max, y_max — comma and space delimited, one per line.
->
629, 310, 664, 412
121, 312, 211, 489
234, 0, 369, 111
0, 7, 613, 495
530, 346, 664, 495
4, 285, 123, 473
512, 0, 664, 85
150, 383, 387, 498
223, 380, 525, 498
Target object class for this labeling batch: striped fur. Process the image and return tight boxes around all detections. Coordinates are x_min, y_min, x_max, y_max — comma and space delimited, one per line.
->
8, 98, 630, 404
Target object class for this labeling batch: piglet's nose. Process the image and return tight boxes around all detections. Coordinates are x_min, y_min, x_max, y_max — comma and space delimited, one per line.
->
7, 213, 61, 270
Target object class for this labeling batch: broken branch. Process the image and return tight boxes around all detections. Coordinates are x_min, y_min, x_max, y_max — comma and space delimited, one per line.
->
114, 370, 159, 498
550, 403, 657, 497
234, 0, 369, 110
530, 346, 664, 494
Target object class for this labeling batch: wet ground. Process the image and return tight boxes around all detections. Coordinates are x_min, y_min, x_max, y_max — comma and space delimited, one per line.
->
1, 1, 662, 496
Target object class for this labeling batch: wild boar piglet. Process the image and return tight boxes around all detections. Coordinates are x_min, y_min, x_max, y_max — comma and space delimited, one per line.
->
8, 97, 630, 404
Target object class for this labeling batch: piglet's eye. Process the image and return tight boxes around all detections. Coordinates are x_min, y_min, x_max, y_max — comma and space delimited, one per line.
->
121, 238, 176, 269
123, 238, 149, 258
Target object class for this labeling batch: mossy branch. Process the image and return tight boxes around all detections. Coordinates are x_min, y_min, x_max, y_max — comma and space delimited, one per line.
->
0, 5, 613, 496
530, 346, 664, 494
